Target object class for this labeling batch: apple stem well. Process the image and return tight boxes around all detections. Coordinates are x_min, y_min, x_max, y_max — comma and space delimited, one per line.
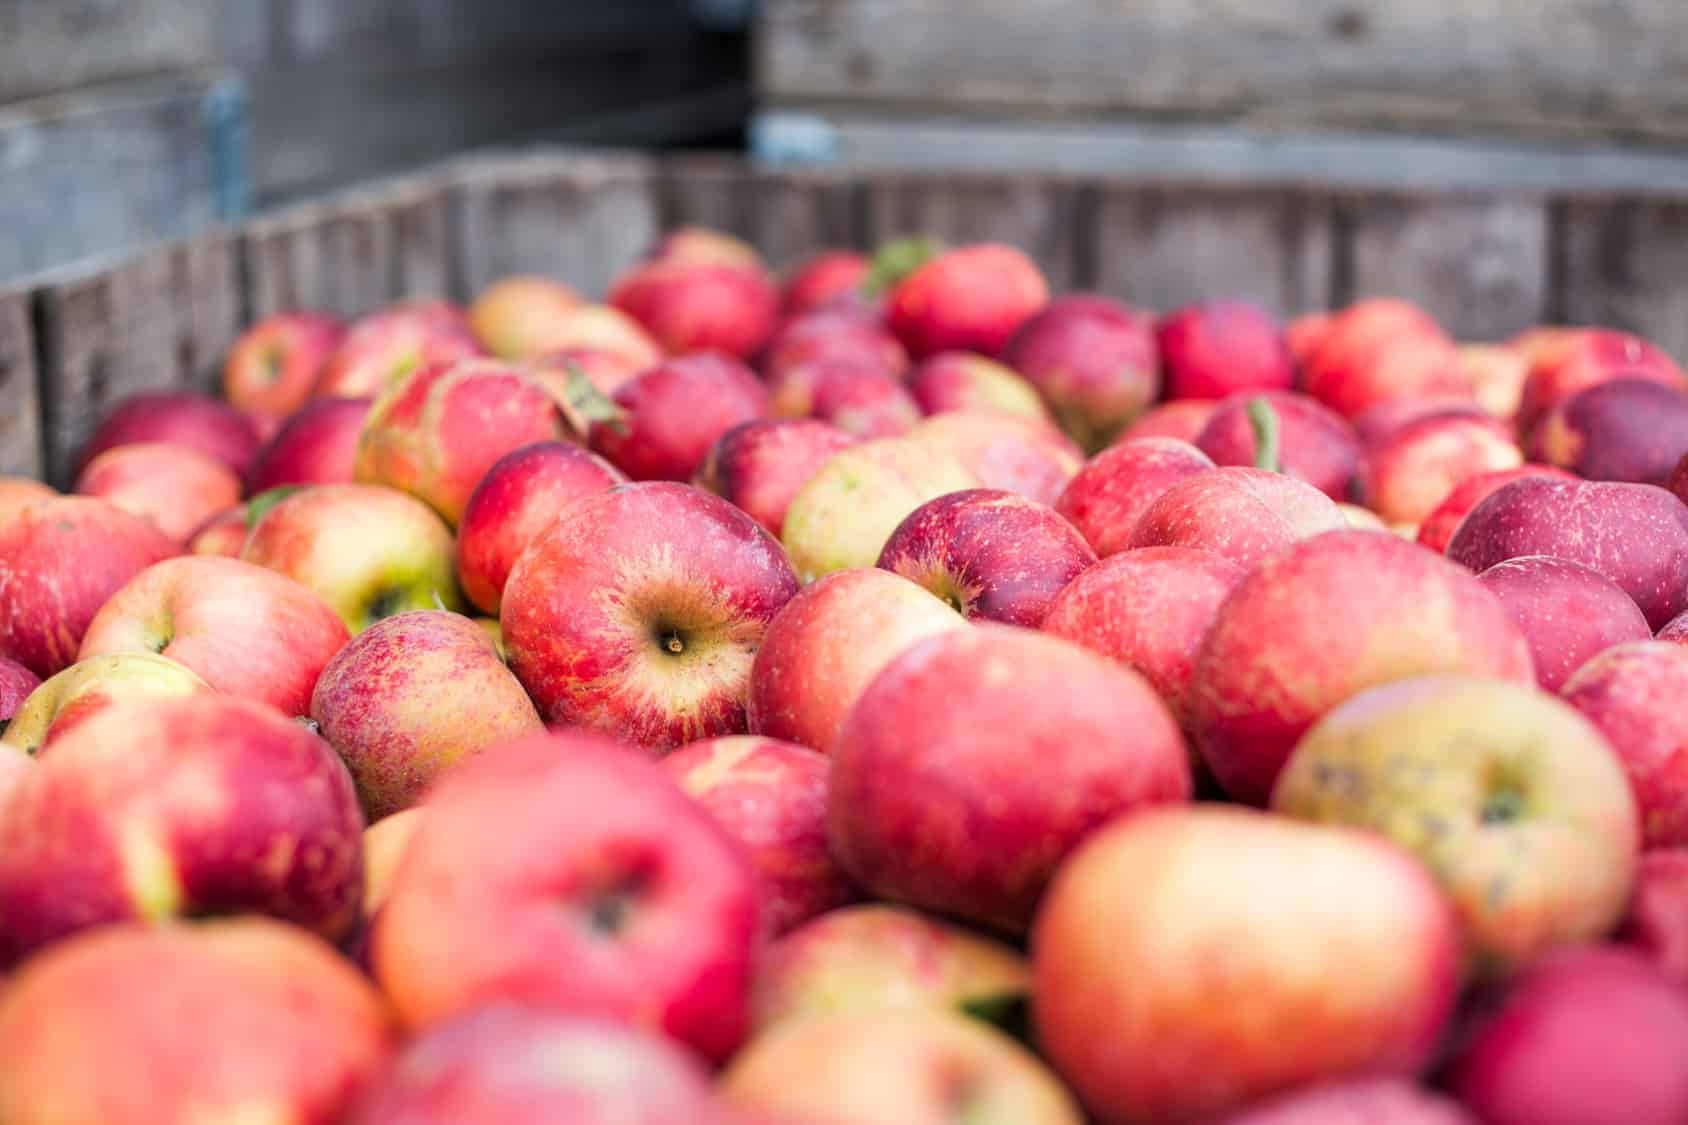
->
1247, 397, 1282, 474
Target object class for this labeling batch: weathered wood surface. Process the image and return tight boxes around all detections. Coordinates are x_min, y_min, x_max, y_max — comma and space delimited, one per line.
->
0, 288, 44, 479
1560, 199, 1688, 365
660, 156, 864, 271
758, 0, 1688, 145
0, 0, 220, 102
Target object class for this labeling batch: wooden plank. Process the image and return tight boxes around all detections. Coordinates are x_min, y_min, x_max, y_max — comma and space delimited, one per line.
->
1561, 198, 1688, 362
660, 157, 865, 272
389, 181, 454, 303
1342, 195, 1551, 342
0, 288, 44, 479
758, 0, 1688, 145
1090, 186, 1334, 317
0, 0, 219, 102
660, 156, 756, 239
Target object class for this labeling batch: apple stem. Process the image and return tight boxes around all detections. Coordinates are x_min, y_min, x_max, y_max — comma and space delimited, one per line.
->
551, 360, 629, 438
1247, 397, 1282, 474
861, 235, 943, 298
244, 484, 306, 533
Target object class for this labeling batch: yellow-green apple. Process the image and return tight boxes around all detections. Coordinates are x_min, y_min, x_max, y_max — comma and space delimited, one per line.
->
906, 350, 1053, 423
345, 1006, 717, 1125
1359, 411, 1523, 526
0, 658, 39, 733
1158, 301, 1295, 401
355, 357, 568, 525
0, 918, 390, 1125
724, 1011, 1081, 1125
1478, 556, 1651, 690
223, 310, 345, 418
763, 308, 909, 384
888, 243, 1050, 361
0, 694, 365, 961
372, 729, 759, 1060
782, 250, 870, 316
2, 651, 210, 755
246, 395, 373, 492
780, 438, 979, 581
242, 482, 464, 633
660, 735, 856, 934
1447, 947, 1688, 1125
1461, 342, 1531, 420
1274, 676, 1637, 969
1286, 310, 1333, 368
748, 567, 964, 754
768, 358, 921, 438
467, 275, 582, 359
1416, 464, 1575, 554
1195, 391, 1362, 499
1563, 641, 1688, 849
1191, 530, 1535, 803
610, 259, 780, 360
525, 303, 662, 370
315, 300, 485, 399
904, 411, 1084, 506
1054, 437, 1215, 558
1129, 466, 1348, 567
74, 441, 242, 543
76, 390, 263, 479
1034, 807, 1459, 1124
1217, 1080, 1478, 1125
1116, 399, 1220, 444
588, 353, 771, 481
1447, 476, 1688, 628
1515, 327, 1683, 439
1299, 298, 1471, 420
186, 504, 248, 556
876, 489, 1094, 627
455, 441, 626, 615
78, 555, 348, 716
527, 345, 646, 400
752, 903, 1028, 1034
1624, 849, 1688, 981
363, 806, 423, 917
0, 496, 177, 678
695, 419, 859, 538
1001, 293, 1157, 451
502, 482, 798, 750
830, 625, 1188, 933
1529, 377, 1688, 484
0, 477, 54, 523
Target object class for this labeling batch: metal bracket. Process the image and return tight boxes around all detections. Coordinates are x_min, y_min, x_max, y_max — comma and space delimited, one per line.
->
201, 73, 253, 223
749, 111, 842, 166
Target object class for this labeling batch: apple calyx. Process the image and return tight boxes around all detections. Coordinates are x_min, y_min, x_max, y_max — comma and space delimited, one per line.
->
862, 235, 944, 298
1247, 397, 1282, 474
548, 360, 629, 438
245, 485, 306, 532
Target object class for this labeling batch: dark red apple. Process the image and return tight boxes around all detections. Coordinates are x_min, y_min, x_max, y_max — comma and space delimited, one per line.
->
1478, 556, 1652, 691
695, 419, 859, 538
1194, 391, 1362, 501
906, 351, 1053, 424
1563, 641, 1688, 849
246, 396, 373, 493
1516, 327, 1684, 439
1054, 438, 1215, 558
590, 353, 771, 482
783, 250, 871, 316
762, 309, 908, 385
1624, 849, 1688, 983
1416, 464, 1577, 554
77, 390, 263, 479
1001, 294, 1159, 452
886, 243, 1050, 361
610, 260, 781, 361
1529, 376, 1688, 484
769, 358, 921, 438
1157, 301, 1295, 402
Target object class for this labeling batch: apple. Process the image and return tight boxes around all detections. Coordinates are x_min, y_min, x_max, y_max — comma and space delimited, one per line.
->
1478, 556, 1652, 691
245, 395, 373, 492
1562, 641, 1688, 849
887, 243, 1050, 361
1529, 376, 1688, 484
242, 483, 463, 633
1339, 503, 1393, 531
1299, 298, 1470, 420
902, 411, 1083, 507
660, 735, 857, 935
830, 625, 1189, 933
0, 476, 55, 523
1157, 301, 1295, 401
723, 1011, 1082, 1125
876, 489, 1095, 627
0, 658, 39, 740
771, 359, 922, 438
1033, 807, 1459, 1125
1446, 476, 1688, 629
1461, 342, 1531, 420
762, 309, 909, 384
1194, 391, 1362, 500
783, 249, 870, 316
695, 419, 859, 538
1054, 437, 1215, 558
0, 496, 178, 678
1351, 395, 1494, 447
1, 651, 211, 756
1114, 400, 1220, 444
76, 389, 263, 479
466, 275, 582, 359
1416, 464, 1576, 554
372, 729, 759, 1061
527, 345, 647, 400
521, 304, 664, 371
650, 225, 764, 270
222, 310, 345, 419
186, 505, 248, 556
363, 807, 423, 917
1285, 311, 1333, 368
1515, 327, 1684, 439
1001, 293, 1158, 452
1359, 411, 1524, 527
748, 567, 965, 755
456, 441, 626, 615
610, 260, 780, 360
0, 693, 365, 961
314, 300, 486, 399
780, 437, 979, 581
1273, 676, 1638, 970
1129, 466, 1348, 568
0, 918, 390, 1125
1191, 530, 1535, 804
905, 350, 1053, 423
1217, 1080, 1478, 1125
74, 441, 242, 543
586, 353, 771, 482
502, 481, 798, 751
1624, 849, 1688, 982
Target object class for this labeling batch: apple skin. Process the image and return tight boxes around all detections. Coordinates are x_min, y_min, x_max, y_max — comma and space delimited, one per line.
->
1195, 390, 1362, 500
1054, 437, 1216, 558
1115, 399, 1220, 444
1477, 556, 1652, 691
723, 1011, 1082, 1125
222, 310, 346, 419
527, 345, 647, 400
1515, 327, 1684, 439
345, 1005, 717, 1125
242, 482, 464, 633
876, 488, 1095, 627
1, 651, 211, 756
502, 482, 799, 751
1623, 849, 1688, 982
1359, 411, 1524, 527
782, 249, 871, 316
1001, 293, 1159, 452
774, 359, 922, 439
311, 610, 543, 820
373, 729, 760, 1061
1158, 301, 1296, 401
314, 300, 486, 399
1562, 641, 1688, 849
660, 735, 857, 935
1461, 342, 1532, 420
1129, 466, 1349, 568
888, 244, 1051, 361
747, 568, 965, 755
0, 657, 39, 730
1447, 947, 1688, 1125
1191, 530, 1536, 804
830, 625, 1189, 934
246, 395, 373, 492
1529, 377, 1688, 484
649, 225, 764, 270
467, 275, 582, 359
1416, 464, 1576, 554
780, 437, 980, 582
1352, 395, 1495, 447
903, 410, 1083, 507
589, 353, 771, 482
1285, 311, 1333, 368
0, 496, 179, 679
1298, 298, 1471, 420
186, 506, 247, 556
0, 476, 55, 524
1216, 1080, 1478, 1125
762, 308, 909, 384
0, 918, 391, 1125
1273, 676, 1639, 971
906, 350, 1053, 423
455, 441, 626, 615
527, 304, 664, 372
1446, 476, 1688, 629
1033, 807, 1460, 1125
0, 694, 366, 962
77, 390, 264, 480
1043, 546, 1248, 732
610, 260, 781, 360
695, 419, 859, 538
74, 441, 243, 543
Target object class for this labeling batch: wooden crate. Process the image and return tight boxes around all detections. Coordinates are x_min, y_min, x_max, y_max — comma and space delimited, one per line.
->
5, 148, 1688, 486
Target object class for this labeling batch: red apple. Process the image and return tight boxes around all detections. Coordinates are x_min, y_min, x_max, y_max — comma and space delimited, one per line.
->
315, 300, 485, 399
467, 275, 582, 359
1002, 293, 1159, 452
1217, 1080, 1477, 1125
1351, 395, 1493, 447
770, 358, 921, 438
905, 350, 1052, 424
1516, 327, 1684, 439
1158, 301, 1295, 401
1195, 391, 1362, 500
1461, 342, 1531, 420
762, 308, 909, 385
610, 260, 780, 360
589, 353, 771, 482
1299, 298, 1470, 420
1129, 466, 1348, 568
223, 310, 346, 419
1563, 641, 1688, 849
77, 390, 263, 479
524, 304, 663, 371
1529, 376, 1688, 484
74, 441, 242, 543
1, 651, 210, 756
0, 656, 38, 730
695, 419, 859, 538
782, 250, 870, 316
1359, 411, 1524, 527
887, 243, 1050, 361
649, 225, 763, 270
1416, 464, 1576, 554
0, 477, 55, 524
1624, 848, 1688, 982
1285, 311, 1334, 369
1053, 437, 1215, 558
245, 395, 373, 492
186, 506, 247, 556
1114, 400, 1220, 444
1478, 556, 1652, 690
904, 411, 1083, 506
528, 345, 647, 400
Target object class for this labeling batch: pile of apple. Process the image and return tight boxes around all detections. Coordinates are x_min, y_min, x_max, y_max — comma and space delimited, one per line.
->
4, 223, 1688, 1125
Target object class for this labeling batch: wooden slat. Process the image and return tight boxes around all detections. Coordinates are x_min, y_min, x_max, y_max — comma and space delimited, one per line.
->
0, 288, 44, 479
0, 0, 220, 103
1561, 198, 1688, 361
660, 158, 864, 272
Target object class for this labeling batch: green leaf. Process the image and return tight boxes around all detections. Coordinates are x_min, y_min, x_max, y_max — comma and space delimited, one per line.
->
554, 360, 628, 436
861, 235, 944, 299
